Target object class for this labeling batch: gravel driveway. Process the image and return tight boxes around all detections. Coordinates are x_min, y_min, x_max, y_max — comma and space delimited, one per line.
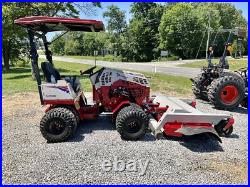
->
2, 92, 248, 184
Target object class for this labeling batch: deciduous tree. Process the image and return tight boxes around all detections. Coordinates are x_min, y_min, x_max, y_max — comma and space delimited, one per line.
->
2, 2, 101, 70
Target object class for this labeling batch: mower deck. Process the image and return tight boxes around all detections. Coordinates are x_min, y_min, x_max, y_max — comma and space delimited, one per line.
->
149, 95, 233, 141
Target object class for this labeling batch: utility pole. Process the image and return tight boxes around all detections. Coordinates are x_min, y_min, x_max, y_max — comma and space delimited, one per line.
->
206, 12, 211, 59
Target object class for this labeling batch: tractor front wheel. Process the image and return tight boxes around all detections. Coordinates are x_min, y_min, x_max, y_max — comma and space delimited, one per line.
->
208, 76, 245, 110
192, 74, 208, 100
40, 107, 77, 143
116, 105, 148, 140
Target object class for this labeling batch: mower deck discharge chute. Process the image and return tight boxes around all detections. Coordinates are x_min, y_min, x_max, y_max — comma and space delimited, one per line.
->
15, 16, 235, 143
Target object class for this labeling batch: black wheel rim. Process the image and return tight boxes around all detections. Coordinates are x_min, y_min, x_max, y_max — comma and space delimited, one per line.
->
47, 119, 66, 135
125, 120, 142, 134
224, 126, 232, 136
224, 129, 230, 135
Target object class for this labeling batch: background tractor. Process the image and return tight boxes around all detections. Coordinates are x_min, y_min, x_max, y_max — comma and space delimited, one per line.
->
192, 28, 248, 110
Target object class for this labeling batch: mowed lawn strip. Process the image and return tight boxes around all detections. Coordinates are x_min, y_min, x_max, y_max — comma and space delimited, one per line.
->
2, 61, 192, 96
66, 55, 122, 62
178, 58, 248, 71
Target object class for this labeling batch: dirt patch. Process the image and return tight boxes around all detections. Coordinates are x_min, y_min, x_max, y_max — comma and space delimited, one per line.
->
2, 92, 44, 119
209, 160, 248, 184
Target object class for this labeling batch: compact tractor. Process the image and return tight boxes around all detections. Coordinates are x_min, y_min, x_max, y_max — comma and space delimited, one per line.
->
192, 28, 248, 110
15, 16, 235, 143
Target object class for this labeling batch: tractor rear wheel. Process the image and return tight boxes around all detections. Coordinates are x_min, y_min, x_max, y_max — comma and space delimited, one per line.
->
192, 74, 208, 100
208, 76, 245, 110
40, 107, 77, 143
240, 97, 248, 108
116, 105, 148, 140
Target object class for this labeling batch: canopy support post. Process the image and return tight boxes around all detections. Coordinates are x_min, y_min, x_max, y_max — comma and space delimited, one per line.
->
42, 33, 53, 64
27, 29, 44, 105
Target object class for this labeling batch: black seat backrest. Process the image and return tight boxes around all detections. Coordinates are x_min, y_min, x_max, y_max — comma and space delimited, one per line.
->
41, 62, 61, 82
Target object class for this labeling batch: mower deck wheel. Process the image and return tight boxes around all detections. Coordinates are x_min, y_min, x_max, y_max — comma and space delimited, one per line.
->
40, 107, 77, 143
223, 126, 234, 137
215, 120, 233, 137
116, 105, 148, 140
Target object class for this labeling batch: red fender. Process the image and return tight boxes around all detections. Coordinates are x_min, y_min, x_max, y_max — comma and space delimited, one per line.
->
45, 105, 54, 113
112, 100, 131, 115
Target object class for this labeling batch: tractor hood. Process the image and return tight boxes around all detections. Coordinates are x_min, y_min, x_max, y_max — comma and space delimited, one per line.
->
14, 16, 105, 32
89, 68, 150, 89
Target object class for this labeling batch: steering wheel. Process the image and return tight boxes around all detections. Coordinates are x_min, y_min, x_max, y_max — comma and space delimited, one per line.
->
80, 66, 96, 76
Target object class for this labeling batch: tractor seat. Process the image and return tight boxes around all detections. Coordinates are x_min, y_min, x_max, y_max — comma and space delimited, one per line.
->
41, 61, 79, 92
41, 61, 61, 83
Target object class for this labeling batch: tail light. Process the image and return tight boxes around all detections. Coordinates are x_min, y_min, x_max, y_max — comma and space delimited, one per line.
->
223, 117, 234, 130
191, 101, 196, 108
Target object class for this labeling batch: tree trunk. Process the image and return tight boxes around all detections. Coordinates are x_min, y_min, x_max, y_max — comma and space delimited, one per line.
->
3, 39, 10, 71
31, 68, 36, 80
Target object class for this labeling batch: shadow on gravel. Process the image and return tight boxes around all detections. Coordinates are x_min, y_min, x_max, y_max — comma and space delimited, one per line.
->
80, 115, 115, 132
228, 134, 240, 139
139, 133, 156, 142
69, 115, 115, 142
165, 134, 224, 152
197, 99, 248, 114
69, 127, 85, 142
221, 107, 248, 114
69, 115, 237, 149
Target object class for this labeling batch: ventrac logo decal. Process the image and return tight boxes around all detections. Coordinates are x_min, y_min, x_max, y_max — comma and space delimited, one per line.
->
47, 86, 70, 93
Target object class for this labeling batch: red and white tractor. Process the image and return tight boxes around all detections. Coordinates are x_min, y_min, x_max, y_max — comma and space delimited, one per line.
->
15, 16, 235, 143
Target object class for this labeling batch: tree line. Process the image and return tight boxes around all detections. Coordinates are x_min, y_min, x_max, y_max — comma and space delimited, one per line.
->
2, 2, 248, 70
51, 2, 248, 62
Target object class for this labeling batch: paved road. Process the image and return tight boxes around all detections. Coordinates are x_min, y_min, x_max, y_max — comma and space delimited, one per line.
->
40, 55, 202, 78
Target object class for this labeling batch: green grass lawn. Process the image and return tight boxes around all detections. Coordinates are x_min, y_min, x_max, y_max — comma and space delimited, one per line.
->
2, 67, 38, 95
66, 55, 122, 62
2, 61, 92, 95
2, 61, 192, 96
143, 72, 191, 96
179, 58, 248, 71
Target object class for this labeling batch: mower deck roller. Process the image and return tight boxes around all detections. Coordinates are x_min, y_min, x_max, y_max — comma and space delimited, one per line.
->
15, 16, 235, 143
148, 95, 234, 141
